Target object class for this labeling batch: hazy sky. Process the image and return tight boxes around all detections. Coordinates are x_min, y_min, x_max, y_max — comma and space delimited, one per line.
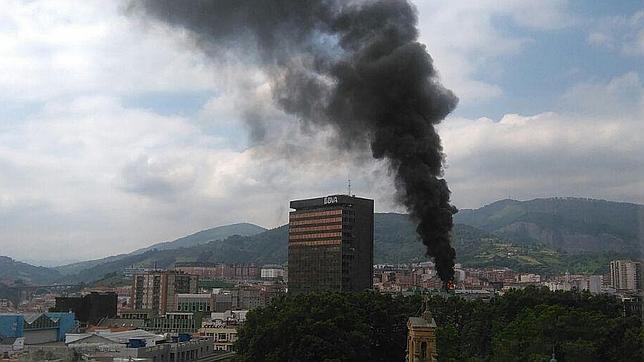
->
1, 1, 642, 265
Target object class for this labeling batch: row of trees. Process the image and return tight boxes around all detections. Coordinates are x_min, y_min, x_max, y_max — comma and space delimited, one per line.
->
234, 287, 642, 361
431, 288, 641, 361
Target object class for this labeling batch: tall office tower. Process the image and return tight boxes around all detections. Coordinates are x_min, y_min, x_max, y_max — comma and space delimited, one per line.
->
130, 270, 198, 315
288, 195, 374, 294
610, 260, 642, 291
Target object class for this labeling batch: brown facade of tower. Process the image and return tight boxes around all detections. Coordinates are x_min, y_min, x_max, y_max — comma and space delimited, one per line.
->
288, 195, 374, 294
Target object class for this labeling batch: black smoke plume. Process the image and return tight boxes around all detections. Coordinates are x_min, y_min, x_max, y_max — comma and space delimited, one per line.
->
131, 0, 459, 284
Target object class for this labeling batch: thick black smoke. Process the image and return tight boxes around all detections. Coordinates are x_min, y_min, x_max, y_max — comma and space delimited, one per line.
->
131, 0, 459, 284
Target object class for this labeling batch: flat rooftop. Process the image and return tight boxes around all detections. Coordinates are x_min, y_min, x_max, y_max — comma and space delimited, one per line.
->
290, 194, 373, 210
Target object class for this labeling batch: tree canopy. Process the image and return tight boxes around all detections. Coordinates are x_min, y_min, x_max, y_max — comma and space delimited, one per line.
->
234, 287, 642, 362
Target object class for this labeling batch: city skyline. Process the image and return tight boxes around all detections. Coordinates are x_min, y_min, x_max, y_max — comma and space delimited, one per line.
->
1, 1, 642, 263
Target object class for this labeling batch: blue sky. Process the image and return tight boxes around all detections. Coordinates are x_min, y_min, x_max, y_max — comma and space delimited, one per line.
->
471, 2, 642, 119
0, 0, 642, 264
418, 1, 643, 119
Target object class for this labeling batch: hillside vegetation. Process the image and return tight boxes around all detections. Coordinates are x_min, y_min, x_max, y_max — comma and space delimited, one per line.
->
455, 197, 642, 254
0, 256, 62, 284
55, 222, 266, 276
2, 198, 641, 284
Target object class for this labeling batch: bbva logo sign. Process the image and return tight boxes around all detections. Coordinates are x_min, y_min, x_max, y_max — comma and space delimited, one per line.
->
323, 196, 339, 205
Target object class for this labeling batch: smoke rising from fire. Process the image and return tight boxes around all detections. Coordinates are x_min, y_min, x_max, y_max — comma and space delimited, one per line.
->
131, 0, 459, 283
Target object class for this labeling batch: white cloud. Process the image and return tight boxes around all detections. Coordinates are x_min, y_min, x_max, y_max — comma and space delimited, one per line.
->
0, 0, 575, 109
0, 0, 402, 263
0, 0, 219, 103
587, 10, 644, 57
0, 95, 396, 263
560, 72, 643, 117
414, 0, 573, 103
0, 0, 640, 265
587, 32, 612, 47
440, 73, 644, 208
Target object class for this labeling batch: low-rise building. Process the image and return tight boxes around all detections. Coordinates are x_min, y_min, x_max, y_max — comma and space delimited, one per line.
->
209, 285, 283, 312
201, 321, 237, 352
119, 309, 155, 320
199, 310, 247, 352
145, 312, 197, 334
544, 274, 604, 294
95, 318, 146, 330
66, 329, 214, 361
174, 263, 260, 280
260, 265, 285, 280
176, 293, 213, 314
516, 273, 541, 284
544, 281, 572, 292
212, 291, 235, 313
0, 312, 76, 345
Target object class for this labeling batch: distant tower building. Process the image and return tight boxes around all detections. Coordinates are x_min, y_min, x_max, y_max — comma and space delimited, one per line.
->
288, 195, 374, 294
610, 260, 641, 291
587, 275, 603, 294
130, 270, 198, 315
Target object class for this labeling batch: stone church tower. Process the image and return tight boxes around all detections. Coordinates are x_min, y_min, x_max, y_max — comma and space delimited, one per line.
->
406, 307, 437, 362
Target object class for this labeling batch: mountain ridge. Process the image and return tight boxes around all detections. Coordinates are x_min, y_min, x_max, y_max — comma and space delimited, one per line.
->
54, 222, 266, 275
455, 197, 643, 254
0, 256, 63, 284
129, 222, 267, 254
2, 197, 641, 284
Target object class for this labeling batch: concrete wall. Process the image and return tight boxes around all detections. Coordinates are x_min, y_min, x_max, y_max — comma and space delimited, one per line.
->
24, 329, 58, 345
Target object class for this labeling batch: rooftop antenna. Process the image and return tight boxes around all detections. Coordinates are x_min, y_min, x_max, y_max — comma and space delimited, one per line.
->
347, 177, 351, 196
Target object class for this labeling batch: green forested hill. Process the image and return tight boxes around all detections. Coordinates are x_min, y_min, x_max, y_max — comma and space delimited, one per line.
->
4, 198, 641, 284
55, 222, 266, 276
0, 256, 62, 284
61, 226, 288, 283
63, 213, 624, 283
63, 201, 642, 282
455, 197, 643, 254
373, 213, 491, 264
131, 222, 267, 254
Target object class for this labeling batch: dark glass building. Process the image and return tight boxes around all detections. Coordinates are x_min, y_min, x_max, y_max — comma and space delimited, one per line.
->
288, 195, 374, 294
51, 292, 117, 325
